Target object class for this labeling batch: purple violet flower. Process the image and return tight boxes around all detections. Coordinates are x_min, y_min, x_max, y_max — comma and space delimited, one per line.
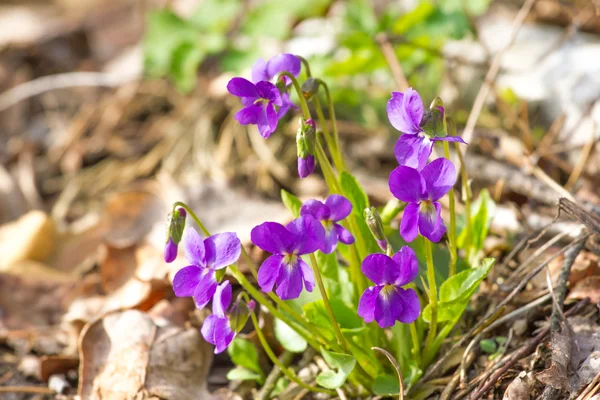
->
227, 78, 283, 138
251, 54, 301, 86
251, 215, 325, 300
251, 54, 300, 119
387, 88, 425, 135
300, 195, 355, 254
201, 281, 235, 354
389, 158, 457, 243
358, 246, 421, 328
388, 88, 466, 170
172, 228, 241, 309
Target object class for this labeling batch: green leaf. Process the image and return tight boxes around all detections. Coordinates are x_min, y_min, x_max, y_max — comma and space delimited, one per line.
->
457, 189, 496, 265
271, 377, 288, 397
339, 171, 369, 216
480, 339, 497, 354
227, 338, 263, 376
316, 349, 356, 389
302, 301, 335, 342
226, 366, 263, 382
281, 189, 302, 218
422, 258, 495, 323
190, 0, 241, 32
393, 2, 435, 34
274, 318, 307, 353
169, 42, 204, 92
373, 375, 400, 396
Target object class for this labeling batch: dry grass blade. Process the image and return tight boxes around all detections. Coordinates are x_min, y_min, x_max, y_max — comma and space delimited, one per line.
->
372, 347, 404, 400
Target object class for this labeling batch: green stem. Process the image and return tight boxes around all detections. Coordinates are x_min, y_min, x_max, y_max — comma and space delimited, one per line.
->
455, 143, 472, 261
423, 237, 438, 350
423, 322, 454, 367
409, 322, 421, 364
308, 253, 349, 351
316, 79, 346, 172
314, 96, 340, 169
297, 55, 312, 78
240, 247, 332, 348
380, 199, 404, 225
442, 142, 457, 277
229, 264, 320, 350
172, 202, 329, 350
315, 139, 343, 194
277, 71, 311, 120
249, 310, 335, 395
173, 201, 210, 236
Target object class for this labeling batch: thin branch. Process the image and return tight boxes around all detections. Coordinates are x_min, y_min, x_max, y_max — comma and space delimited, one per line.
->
0, 72, 138, 111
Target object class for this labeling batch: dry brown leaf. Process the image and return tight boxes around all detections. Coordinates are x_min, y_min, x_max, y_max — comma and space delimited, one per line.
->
503, 371, 535, 400
0, 210, 56, 271
78, 309, 212, 400
40, 355, 79, 382
536, 323, 573, 391
568, 276, 600, 304
103, 189, 166, 249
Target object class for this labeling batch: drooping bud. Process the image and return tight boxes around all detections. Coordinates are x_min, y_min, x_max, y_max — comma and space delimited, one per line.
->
301, 77, 319, 100
296, 118, 316, 179
298, 155, 315, 178
164, 207, 186, 263
164, 238, 177, 263
229, 295, 254, 334
365, 206, 387, 251
421, 97, 446, 139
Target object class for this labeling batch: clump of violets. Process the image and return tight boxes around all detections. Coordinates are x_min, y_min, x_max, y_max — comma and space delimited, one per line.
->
201, 281, 255, 354
358, 246, 420, 328
300, 195, 355, 254
172, 228, 241, 309
388, 88, 465, 170
251, 215, 324, 300
389, 158, 456, 242
227, 54, 301, 138
164, 207, 186, 263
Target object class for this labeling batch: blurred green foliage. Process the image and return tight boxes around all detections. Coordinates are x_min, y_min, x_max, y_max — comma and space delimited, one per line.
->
143, 0, 490, 124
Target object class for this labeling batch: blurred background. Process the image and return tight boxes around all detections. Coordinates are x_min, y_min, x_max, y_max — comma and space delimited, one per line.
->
0, 0, 598, 398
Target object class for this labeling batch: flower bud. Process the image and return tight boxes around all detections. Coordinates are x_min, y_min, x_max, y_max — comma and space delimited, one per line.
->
421, 97, 445, 139
301, 77, 319, 100
164, 207, 186, 263
164, 238, 178, 263
229, 295, 254, 333
298, 155, 315, 179
365, 206, 387, 251
296, 118, 316, 179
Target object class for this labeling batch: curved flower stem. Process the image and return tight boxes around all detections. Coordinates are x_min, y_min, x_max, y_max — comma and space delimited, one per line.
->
314, 98, 340, 168
297, 55, 312, 78
455, 143, 472, 261
248, 309, 335, 395
173, 201, 210, 236
315, 139, 343, 194
239, 248, 334, 349
276, 71, 310, 121
308, 252, 349, 352
442, 142, 458, 277
423, 237, 438, 350
315, 79, 346, 172
172, 202, 329, 350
